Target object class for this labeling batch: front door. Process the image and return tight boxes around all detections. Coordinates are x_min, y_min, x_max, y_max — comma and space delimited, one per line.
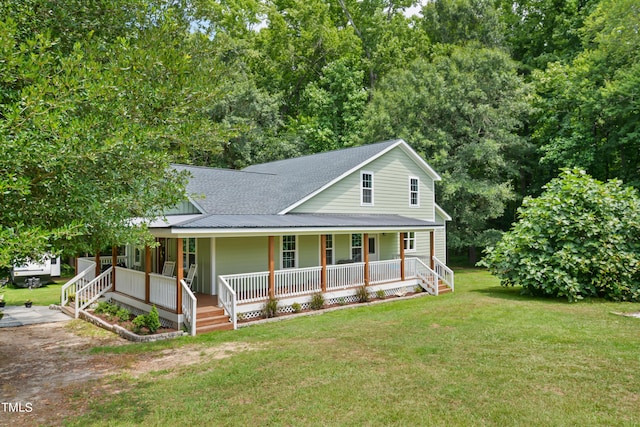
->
368, 235, 379, 262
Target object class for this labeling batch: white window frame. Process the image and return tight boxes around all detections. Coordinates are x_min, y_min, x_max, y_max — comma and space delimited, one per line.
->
183, 237, 197, 272
324, 234, 334, 265
361, 171, 374, 206
281, 235, 297, 269
404, 232, 417, 252
409, 176, 420, 207
351, 234, 363, 262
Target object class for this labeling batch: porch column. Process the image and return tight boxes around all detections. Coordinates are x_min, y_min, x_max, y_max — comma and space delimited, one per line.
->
430, 230, 435, 270
268, 236, 275, 299
94, 250, 101, 278
320, 235, 327, 293
363, 233, 369, 286
145, 245, 151, 303
176, 238, 183, 314
399, 232, 405, 281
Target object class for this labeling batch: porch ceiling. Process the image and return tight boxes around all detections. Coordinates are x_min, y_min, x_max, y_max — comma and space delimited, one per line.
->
151, 213, 442, 236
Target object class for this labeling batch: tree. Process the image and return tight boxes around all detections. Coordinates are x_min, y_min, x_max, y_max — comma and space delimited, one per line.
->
531, 0, 640, 189
0, 2, 212, 267
481, 169, 640, 302
362, 45, 533, 259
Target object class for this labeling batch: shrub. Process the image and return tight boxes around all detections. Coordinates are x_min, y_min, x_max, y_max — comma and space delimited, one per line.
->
132, 315, 146, 334
116, 307, 131, 322
376, 289, 385, 299
132, 306, 161, 333
263, 297, 278, 318
291, 302, 302, 313
481, 169, 640, 302
355, 285, 369, 303
309, 293, 325, 310
94, 301, 112, 314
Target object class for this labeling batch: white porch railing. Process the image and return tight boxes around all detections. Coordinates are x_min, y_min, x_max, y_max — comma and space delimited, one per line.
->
181, 279, 197, 336
218, 276, 237, 330
61, 262, 95, 307
114, 267, 146, 300
275, 266, 322, 298
222, 271, 269, 304
369, 259, 402, 284
433, 256, 454, 291
414, 259, 439, 296
149, 273, 177, 311
77, 258, 97, 282
76, 267, 113, 316
326, 262, 365, 290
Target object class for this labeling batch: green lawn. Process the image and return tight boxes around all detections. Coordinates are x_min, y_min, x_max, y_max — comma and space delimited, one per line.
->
67, 269, 640, 426
0, 278, 70, 306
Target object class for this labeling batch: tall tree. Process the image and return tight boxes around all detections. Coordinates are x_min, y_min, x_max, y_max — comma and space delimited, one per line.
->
362, 45, 533, 259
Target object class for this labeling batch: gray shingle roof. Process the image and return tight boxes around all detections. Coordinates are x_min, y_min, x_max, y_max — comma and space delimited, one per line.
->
173, 139, 403, 215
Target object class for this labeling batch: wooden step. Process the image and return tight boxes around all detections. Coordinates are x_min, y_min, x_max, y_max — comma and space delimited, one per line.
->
197, 314, 231, 327
60, 305, 76, 318
196, 322, 234, 334
196, 306, 225, 319
438, 285, 452, 294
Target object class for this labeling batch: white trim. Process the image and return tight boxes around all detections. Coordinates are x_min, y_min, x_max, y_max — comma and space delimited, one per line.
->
403, 232, 417, 252
350, 233, 363, 262
280, 235, 298, 269
367, 234, 379, 262
210, 237, 216, 296
278, 139, 441, 214
360, 170, 374, 206
324, 234, 334, 265
186, 195, 206, 214
435, 203, 452, 222
409, 176, 420, 207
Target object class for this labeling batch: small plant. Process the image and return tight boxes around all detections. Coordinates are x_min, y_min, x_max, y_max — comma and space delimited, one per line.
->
263, 297, 278, 318
309, 292, 325, 310
355, 285, 369, 303
24, 299, 32, 308
376, 289, 385, 299
68, 291, 76, 302
116, 307, 131, 322
94, 301, 112, 314
237, 312, 246, 321
291, 302, 302, 313
414, 285, 423, 293
131, 306, 161, 334
132, 315, 146, 334
337, 297, 346, 306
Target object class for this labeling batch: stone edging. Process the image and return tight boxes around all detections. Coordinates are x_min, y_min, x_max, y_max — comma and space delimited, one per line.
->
238, 291, 431, 328
79, 310, 187, 342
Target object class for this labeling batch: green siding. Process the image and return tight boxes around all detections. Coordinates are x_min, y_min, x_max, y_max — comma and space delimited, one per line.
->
334, 234, 351, 262
298, 235, 319, 268
379, 233, 399, 260
164, 200, 200, 215
292, 146, 435, 220
216, 236, 269, 276
196, 238, 211, 294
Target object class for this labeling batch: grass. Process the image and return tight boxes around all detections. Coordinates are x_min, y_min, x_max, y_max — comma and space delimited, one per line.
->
0, 278, 71, 306
66, 269, 640, 426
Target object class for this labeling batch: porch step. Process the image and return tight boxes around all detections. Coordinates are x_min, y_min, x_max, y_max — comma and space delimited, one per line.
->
195, 305, 232, 334
438, 283, 452, 294
60, 305, 76, 318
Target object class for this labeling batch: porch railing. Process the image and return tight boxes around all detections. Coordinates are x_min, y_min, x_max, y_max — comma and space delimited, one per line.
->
76, 258, 97, 282
222, 271, 269, 304
414, 259, 439, 296
181, 279, 197, 336
149, 273, 177, 311
433, 256, 454, 291
275, 266, 322, 298
115, 267, 146, 300
76, 267, 113, 317
218, 275, 237, 330
369, 259, 402, 285
61, 262, 95, 307
326, 262, 365, 290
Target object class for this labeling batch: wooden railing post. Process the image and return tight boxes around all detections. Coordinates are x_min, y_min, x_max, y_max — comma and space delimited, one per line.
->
177, 238, 183, 314
363, 233, 369, 286
320, 235, 327, 292
400, 232, 405, 281
268, 236, 275, 299
430, 231, 435, 270
111, 246, 117, 292
94, 250, 101, 278
145, 245, 151, 303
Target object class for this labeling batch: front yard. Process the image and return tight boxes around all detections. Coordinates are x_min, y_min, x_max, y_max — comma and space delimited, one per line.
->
4, 269, 639, 426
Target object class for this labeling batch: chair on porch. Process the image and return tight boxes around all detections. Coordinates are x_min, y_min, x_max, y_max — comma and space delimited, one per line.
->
162, 261, 175, 277
184, 264, 197, 291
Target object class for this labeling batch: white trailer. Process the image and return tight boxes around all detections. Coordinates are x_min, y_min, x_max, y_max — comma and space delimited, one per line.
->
11, 256, 61, 287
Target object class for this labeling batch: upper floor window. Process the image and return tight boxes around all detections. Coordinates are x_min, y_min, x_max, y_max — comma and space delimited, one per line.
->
361, 171, 374, 205
409, 177, 419, 207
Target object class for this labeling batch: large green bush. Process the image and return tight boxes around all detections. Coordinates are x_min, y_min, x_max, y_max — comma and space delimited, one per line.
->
481, 169, 640, 302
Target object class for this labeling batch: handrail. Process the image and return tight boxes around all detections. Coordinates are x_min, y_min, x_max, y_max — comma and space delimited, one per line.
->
61, 263, 95, 307
181, 279, 197, 336
432, 256, 454, 291
218, 275, 237, 330
76, 267, 113, 317
414, 258, 439, 295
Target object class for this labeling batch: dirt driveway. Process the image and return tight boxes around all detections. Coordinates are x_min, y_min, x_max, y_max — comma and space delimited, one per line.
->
0, 320, 257, 427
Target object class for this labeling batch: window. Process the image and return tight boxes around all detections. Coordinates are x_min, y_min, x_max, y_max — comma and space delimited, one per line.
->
409, 177, 419, 206
282, 235, 296, 269
351, 234, 362, 262
183, 238, 196, 271
404, 232, 416, 252
325, 235, 334, 265
361, 171, 373, 205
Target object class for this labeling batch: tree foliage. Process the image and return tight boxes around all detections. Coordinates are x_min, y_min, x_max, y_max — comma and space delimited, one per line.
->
481, 169, 640, 302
